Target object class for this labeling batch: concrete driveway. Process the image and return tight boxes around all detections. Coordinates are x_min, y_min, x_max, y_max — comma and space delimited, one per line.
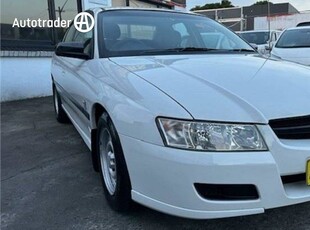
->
1, 97, 310, 230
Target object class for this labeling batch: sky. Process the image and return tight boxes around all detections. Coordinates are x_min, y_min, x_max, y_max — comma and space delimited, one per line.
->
187, 0, 310, 11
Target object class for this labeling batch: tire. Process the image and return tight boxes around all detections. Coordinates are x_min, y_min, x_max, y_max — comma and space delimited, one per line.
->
97, 113, 132, 212
53, 84, 70, 123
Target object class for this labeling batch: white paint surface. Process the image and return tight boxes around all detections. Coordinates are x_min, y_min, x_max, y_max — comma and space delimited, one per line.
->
255, 13, 310, 30
1, 57, 52, 102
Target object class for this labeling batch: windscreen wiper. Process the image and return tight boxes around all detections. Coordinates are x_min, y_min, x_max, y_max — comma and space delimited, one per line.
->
175, 47, 218, 52
227, 48, 256, 52
139, 47, 217, 55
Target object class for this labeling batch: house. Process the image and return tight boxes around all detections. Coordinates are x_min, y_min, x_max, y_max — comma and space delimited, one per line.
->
193, 2, 299, 31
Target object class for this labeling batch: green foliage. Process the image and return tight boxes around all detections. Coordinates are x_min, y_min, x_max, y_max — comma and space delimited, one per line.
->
190, 0, 234, 11
253, 1, 273, 5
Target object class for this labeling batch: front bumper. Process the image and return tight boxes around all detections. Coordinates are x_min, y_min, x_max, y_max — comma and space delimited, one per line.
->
119, 125, 310, 219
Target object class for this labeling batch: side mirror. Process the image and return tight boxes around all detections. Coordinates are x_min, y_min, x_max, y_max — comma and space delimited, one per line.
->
55, 42, 90, 60
265, 43, 274, 51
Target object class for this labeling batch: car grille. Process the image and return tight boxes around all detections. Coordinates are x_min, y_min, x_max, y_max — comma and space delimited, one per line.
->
269, 115, 310, 139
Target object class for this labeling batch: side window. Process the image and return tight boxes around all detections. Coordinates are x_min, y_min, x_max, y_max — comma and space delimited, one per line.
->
62, 23, 93, 57
73, 30, 93, 57
63, 24, 76, 42
63, 25, 93, 44
73, 30, 93, 43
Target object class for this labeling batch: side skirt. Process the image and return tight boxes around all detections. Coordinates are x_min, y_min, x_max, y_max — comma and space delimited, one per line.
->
62, 104, 91, 150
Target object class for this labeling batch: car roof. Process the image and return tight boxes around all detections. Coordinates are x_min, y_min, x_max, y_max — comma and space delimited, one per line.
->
89, 7, 197, 16
285, 26, 310, 31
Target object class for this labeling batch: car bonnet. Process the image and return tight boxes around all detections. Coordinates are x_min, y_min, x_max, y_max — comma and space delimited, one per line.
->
110, 54, 310, 123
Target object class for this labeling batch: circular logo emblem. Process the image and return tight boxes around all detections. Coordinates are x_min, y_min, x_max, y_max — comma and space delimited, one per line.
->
74, 12, 94, 33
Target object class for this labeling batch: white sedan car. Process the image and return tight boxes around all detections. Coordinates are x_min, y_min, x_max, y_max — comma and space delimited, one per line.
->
271, 26, 310, 66
238, 30, 281, 55
51, 8, 310, 219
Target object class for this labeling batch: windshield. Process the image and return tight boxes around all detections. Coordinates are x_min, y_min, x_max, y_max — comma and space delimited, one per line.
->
276, 28, 310, 48
239, 32, 270, 45
98, 10, 254, 57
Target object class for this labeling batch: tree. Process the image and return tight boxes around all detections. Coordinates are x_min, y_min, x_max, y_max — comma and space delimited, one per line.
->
253, 1, 273, 5
190, 0, 234, 11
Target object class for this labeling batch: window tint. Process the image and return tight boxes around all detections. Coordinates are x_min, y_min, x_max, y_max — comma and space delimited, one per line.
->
131, 25, 155, 40
196, 22, 235, 49
239, 32, 270, 45
63, 24, 76, 42
172, 23, 189, 37
276, 29, 310, 48
63, 24, 93, 43
62, 22, 93, 57
117, 24, 156, 40
99, 10, 253, 57
73, 30, 92, 43
172, 22, 191, 47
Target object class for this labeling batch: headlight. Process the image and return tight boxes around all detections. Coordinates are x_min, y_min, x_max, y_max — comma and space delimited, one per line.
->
157, 118, 267, 151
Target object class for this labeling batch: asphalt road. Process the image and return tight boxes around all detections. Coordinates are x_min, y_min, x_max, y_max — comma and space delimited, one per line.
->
1, 97, 310, 230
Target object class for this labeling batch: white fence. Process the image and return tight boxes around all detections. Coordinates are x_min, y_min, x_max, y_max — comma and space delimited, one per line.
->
254, 12, 310, 31
1, 56, 53, 102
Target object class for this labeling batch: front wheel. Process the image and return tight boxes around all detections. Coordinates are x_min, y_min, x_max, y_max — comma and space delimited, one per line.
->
97, 113, 132, 212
